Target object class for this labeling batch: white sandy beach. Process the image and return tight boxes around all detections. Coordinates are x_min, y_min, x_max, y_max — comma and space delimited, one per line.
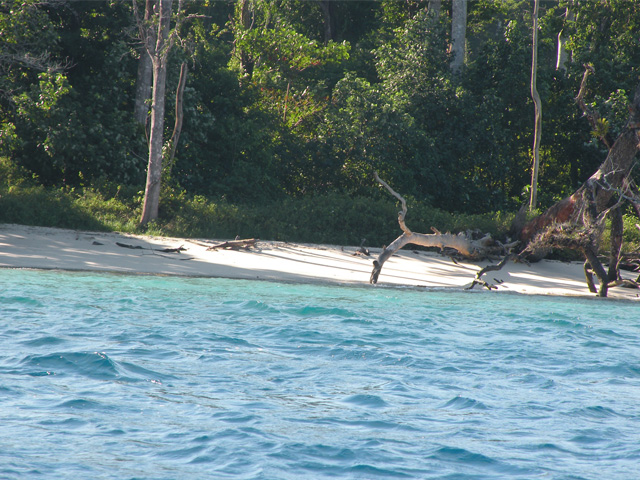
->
1, 223, 638, 300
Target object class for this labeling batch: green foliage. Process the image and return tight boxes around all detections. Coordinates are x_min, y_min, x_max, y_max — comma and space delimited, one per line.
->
238, 26, 349, 83
3, 1, 146, 187
622, 212, 640, 252
3, 0, 640, 250
0, 0, 66, 160
0, 157, 135, 230
0, 185, 104, 231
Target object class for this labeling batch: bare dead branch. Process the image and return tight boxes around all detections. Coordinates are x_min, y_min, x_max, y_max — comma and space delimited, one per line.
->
374, 171, 410, 235
465, 253, 516, 291
575, 64, 613, 149
475, 254, 516, 280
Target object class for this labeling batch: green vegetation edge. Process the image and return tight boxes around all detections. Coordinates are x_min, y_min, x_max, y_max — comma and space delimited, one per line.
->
3, 157, 638, 254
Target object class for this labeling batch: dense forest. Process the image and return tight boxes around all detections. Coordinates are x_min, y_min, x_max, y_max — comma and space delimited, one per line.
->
1, 0, 640, 245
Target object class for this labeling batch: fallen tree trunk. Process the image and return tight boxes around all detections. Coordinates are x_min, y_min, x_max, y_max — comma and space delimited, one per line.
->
370, 173, 516, 284
370, 230, 501, 284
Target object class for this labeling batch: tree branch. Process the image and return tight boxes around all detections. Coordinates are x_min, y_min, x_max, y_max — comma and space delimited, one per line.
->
374, 171, 410, 234
575, 64, 613, 149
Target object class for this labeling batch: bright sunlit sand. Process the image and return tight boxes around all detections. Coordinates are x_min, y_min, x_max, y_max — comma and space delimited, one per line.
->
1, 223, 638, 300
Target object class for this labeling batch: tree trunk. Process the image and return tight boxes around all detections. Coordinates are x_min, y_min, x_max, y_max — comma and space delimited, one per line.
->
320, 0, 335, 45
583, 245, 609, 297
166, 61, 188, 172
608, 207, 624, 282
133, 0, 154, 127
134, 52, 153, 127
529, 0, 542, 211
139, 48, 168, 225
556, 4, 573, 72
428, 0, 442, 19
139, 0, 173, 227
451, 0, 467, 75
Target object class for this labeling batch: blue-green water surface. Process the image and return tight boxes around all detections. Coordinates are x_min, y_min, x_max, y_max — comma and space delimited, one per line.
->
1, 269, 640, 479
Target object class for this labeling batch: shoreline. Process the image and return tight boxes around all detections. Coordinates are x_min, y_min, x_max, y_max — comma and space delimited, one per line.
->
1, 223, 639, 301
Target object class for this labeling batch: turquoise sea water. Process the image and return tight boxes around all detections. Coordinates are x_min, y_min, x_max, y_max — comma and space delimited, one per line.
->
1, 269, 639, 480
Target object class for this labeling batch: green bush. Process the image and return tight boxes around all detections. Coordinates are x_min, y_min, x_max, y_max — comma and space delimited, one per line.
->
0, 185, 105, 230
153, 189, 514, 247
0, 176, 515, 248
0, 156, 35, 189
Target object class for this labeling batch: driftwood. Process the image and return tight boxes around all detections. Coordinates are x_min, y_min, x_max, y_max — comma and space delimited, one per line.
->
206, 238, 258, 251
116, 241, 186, 253
370, 172, 639, 296
370, 172, 518, 285
466, 253, 517, 291
352, 238, 370, 257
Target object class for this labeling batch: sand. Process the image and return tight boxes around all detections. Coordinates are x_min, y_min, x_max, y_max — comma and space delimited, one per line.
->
1, 223, 638, 300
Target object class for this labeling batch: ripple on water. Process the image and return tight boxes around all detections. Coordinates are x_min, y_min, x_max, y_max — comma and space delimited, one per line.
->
569, 427, 619, 446
20, 336, 67, 347
20, 352, 119, 380
55, 398, 107, 411
428, 446, 536, 477
430, 446, 497, 465
38, 418, 88, 429
16, 350, 174, 385
441, 396, 489, 410
514, 373, 555, 389
343, 394, 389, 409
0, 295, 45, 308
569, 405, 624, 420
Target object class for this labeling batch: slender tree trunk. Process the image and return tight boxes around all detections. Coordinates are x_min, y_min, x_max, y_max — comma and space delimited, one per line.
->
529, 0, 542, 211
556, 3, 573, 72
134, 53, 153, 127
140, 50, 168, 225
451, 0, 467, 75
166, 61, 188, 172
134, 0, 154, 127
320, 0, 334, 45
428, 0, 442, 18
608, 207, 623, 282
139, 0, 173, 227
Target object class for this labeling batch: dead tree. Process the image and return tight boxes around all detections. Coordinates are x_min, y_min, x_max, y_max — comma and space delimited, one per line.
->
529, 0, 542, 211
518, 73, 640, 295
520, 75, 640, 245
369, 173, 516, 285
